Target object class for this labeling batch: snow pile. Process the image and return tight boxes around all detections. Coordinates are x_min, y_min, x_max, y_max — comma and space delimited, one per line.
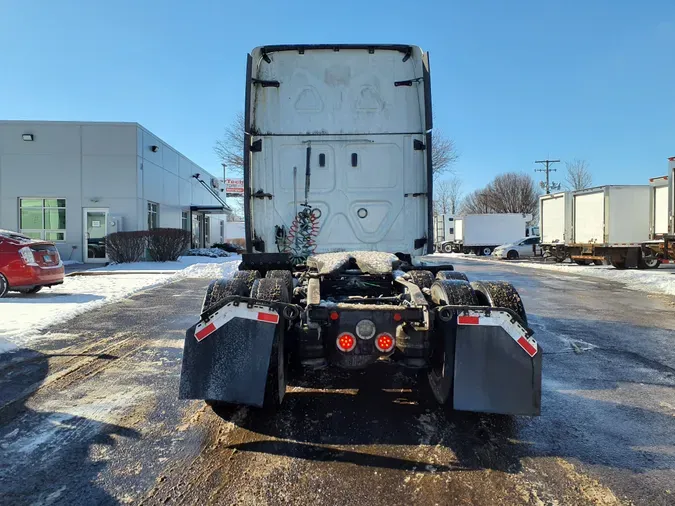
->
175, 259, 241, 279
90, 255, 241, 273
0, 256, 242, 354
183, 248, 231, 258
433, 253, 675, 297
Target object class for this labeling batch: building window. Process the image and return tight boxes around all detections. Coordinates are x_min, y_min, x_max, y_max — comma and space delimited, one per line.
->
219, 220, 225, 242
204, 215, 210, 246
19, 198, 66, 241
181, 211, 190, 231
148, 202, 159, 229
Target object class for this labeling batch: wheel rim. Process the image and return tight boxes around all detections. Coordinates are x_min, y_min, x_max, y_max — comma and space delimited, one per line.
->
483, 248, 491, 256
644, 257, 659, 268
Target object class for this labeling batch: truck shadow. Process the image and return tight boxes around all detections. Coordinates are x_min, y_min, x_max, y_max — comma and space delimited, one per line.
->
215, 365, 524, 474
0, 348, 140, 505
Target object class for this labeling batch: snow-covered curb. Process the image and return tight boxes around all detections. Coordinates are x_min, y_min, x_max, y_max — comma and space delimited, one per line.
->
0, 256, 242, 354
431, 253, 675, 297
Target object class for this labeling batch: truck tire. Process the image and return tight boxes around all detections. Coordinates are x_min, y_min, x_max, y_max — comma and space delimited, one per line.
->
506, 250, 519, 260
265, 270, 294, 294
442, 243, 453, 253
202, 278, 249, 313
428, 279, 479, 405
436, 270, 469, 282
638, 253, 661, 270
574, 259, 591, 266
481, 247, 493, 256
249, 278, 290, 409
232, 270, 261, 291
593, 260, 605, 266
0, 274, 8, 298
430, 279, 479, 306
407, 270, 435, 290
470, 280, 528, 326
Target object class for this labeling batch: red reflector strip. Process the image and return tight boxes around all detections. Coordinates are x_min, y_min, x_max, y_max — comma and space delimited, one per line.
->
195, 322, 216, 342
458, 315, 480, 325
517, 336, 537, 358
257, 312, 279, 324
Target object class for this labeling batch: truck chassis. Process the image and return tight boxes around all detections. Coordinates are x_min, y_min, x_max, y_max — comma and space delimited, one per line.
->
543, 236, 675, 268
179, 251, 542, 416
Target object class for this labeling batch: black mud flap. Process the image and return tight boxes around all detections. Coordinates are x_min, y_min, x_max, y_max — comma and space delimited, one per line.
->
453, 325, 542, 416
179, 318, 276, 407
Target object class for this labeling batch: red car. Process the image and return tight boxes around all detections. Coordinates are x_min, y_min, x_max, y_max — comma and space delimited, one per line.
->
0, 230, 65, 297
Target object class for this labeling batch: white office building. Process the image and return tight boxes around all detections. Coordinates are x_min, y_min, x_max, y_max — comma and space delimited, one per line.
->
0, 121, 230, 263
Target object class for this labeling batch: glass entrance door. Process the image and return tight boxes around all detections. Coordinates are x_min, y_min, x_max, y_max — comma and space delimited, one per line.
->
83, 208, 109, 263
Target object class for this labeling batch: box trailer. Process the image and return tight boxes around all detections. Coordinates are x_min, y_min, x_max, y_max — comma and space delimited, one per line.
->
461, 213, 534, 256
543, 180, 674, 268
539, 192, 572, 262
178, 44, 541, 417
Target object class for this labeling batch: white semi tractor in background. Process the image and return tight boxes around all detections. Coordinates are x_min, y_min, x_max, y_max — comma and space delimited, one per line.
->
540, 162, 675, 268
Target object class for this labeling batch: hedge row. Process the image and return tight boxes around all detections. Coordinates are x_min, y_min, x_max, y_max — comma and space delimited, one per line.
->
105, 228, 192, 263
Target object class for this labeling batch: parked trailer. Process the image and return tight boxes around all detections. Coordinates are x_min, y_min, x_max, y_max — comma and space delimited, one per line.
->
178, 44, 541, 417
462, 213, 534, 256
539, 192, 573, 262
540, 180, 675, 268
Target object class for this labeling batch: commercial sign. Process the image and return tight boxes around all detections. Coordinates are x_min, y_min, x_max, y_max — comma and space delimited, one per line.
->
225, 178, 244, 195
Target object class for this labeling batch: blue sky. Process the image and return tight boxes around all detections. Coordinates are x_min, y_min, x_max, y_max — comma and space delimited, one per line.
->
1, 0, 673, 195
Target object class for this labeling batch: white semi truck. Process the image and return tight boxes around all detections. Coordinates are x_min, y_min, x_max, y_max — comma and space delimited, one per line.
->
540, 175, 675, 268
433, 214, 458, 252
179, 44, 541, 417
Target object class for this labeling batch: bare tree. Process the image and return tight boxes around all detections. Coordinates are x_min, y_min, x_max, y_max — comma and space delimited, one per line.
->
460, 172, 539, 216
433, 176, 462, 215
486, 172, 539, 215
432, 130, 459, 180
565, 159, 592, 190
214, 112, 245, 177
461, 189, 492, 214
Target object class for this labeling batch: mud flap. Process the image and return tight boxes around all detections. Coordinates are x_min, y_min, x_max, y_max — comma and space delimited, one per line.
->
179, 318, 277, 407
453, 316, 542, 416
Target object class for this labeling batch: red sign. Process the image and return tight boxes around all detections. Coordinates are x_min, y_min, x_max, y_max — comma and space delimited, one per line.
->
225, 178, 244, 194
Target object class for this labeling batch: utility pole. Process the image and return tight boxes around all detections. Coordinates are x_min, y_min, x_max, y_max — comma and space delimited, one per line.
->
535, 159, 560, 194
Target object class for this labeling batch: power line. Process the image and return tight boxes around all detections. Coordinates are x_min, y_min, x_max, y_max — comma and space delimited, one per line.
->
534, 159, 561, 194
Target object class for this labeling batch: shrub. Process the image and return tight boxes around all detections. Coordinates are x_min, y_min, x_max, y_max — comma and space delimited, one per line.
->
105, 231, 148, 263
212, 242, 244, 253
184, 248, 230, 258
147, 228, 192, 262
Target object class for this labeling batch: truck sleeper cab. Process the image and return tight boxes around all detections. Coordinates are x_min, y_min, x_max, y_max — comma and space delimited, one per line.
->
179, 45, 541, 417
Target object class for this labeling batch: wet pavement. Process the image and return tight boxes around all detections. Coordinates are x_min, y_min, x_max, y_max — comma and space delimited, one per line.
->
0, 258, 674, 505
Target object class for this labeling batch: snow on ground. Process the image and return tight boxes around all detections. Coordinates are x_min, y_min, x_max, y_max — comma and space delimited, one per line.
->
431, 253, 675, 297
0, 256, 241, 354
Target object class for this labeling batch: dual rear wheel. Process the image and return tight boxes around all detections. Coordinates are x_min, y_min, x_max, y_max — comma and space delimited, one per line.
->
427, 278, 528, 405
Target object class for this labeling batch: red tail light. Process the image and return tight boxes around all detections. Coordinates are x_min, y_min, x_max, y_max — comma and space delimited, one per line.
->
330, 311, 340, 321
393, 313, 402, 322
375, 333, 395, 352
336, 332, 356, 352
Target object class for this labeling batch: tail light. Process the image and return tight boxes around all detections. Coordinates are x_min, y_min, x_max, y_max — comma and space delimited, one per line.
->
336, 332, 356, 352
18, 246, 38, 266
375, 333, 395, 353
